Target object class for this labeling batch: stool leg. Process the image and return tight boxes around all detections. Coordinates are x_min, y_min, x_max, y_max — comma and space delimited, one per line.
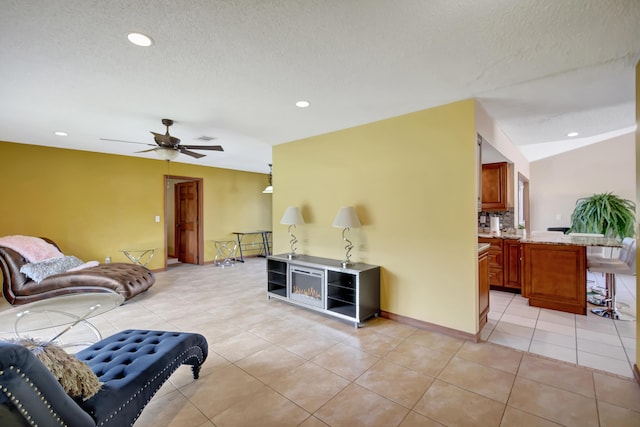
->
591, 273, 634, 321
591, 273, 615, 318
587, 271, 610, 307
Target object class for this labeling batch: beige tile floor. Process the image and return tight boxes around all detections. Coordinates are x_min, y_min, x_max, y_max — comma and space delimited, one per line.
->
3, 258, 640, 426
482, 271, 637, 379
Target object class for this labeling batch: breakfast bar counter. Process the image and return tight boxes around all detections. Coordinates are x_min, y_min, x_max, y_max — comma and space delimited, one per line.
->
478, 232, 620, 247
519, 235, 621, 315
520, 234, 621, 247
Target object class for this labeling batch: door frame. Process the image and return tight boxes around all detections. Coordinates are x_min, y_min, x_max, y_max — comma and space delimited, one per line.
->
164, 175, 204, 268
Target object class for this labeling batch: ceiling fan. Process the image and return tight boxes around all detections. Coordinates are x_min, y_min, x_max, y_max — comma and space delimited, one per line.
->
103, 118, 223, 160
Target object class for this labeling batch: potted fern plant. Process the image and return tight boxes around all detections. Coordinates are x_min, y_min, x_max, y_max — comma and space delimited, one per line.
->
568, 192, 636, 239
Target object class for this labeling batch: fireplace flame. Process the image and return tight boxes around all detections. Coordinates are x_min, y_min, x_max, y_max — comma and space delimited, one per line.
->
292, 286, 321, 300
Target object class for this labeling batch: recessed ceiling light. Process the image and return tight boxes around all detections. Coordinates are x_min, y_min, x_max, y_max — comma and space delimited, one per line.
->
127, 32, 154, 47
54, 131, 68, 136
567, 132, 579, 137
295, 101, 310, 108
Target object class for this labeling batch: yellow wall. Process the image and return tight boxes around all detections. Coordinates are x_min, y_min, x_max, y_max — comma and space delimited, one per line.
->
273, 99, 480, 334
0, 141, 272, 270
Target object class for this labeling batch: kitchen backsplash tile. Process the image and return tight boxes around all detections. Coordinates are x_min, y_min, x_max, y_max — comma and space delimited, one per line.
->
478, 209, 515, 231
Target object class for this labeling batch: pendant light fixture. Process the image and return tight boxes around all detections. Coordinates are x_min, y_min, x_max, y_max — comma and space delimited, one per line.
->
262, 163, 273, 193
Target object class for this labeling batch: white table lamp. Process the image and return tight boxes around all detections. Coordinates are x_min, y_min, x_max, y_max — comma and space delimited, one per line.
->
280, 206, 305, 258
332, 206, 361, 267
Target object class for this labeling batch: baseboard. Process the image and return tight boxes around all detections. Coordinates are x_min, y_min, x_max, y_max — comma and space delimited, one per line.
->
379, 310, 478, 342
634, 364, 640, 385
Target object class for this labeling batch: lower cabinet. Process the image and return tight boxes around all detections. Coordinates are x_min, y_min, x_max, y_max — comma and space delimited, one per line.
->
521, 243, 586, 315
503, 239, 521, 291
478, 237, 504, 287
267, 254, 380, 328
478, 237, 522, 292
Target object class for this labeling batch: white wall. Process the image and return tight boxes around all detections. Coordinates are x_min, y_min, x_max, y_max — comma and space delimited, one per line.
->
529, 132, 635, 232
475, 101, 531, 225
475, 101, 530, 179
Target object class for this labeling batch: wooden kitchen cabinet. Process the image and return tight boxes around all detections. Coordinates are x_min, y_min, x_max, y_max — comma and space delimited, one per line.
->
478, 237, 521, 292
482, 162, 513, 211
478, 237, 503, 287
503, 239, 521, 290
521, 243, 586, 315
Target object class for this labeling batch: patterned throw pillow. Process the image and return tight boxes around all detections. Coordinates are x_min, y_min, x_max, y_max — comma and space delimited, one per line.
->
19, 256, 84, 283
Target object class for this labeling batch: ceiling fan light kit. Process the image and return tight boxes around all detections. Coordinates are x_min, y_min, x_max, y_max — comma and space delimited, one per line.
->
155, 147, 180, 161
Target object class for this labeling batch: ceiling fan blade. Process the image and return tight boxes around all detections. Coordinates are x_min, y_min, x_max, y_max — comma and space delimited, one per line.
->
100, 138, 151, 146
180, 144, 224, 152
179, 147, 206, 159
135, 148, 158, 153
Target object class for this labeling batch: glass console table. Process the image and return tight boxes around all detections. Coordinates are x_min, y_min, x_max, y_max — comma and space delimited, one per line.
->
120, 248, 156, 267
214, 240, 238, 267
0, 288, 124, 350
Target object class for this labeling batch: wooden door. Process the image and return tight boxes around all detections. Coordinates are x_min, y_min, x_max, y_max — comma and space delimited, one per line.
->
175, 181, 199, 264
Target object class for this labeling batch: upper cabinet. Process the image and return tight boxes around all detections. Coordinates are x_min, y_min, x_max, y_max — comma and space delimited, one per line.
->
482, 162, 513, 211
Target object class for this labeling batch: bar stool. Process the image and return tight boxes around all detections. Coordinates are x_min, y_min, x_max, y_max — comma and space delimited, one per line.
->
214, 240, 237, 268
587, 237, 636, 320
587, 237, 633, 307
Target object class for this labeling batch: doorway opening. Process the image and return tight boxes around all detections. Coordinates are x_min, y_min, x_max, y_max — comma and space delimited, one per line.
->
164, 175, 204, 268
518, 172, 530, 231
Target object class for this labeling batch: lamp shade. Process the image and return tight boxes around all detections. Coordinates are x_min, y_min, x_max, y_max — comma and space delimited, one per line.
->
332, 206, 361, 228
156, 147, 180, 161
280, 206, 305, 225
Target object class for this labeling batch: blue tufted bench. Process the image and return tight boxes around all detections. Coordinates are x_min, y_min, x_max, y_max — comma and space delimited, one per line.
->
0, 329, 208, 426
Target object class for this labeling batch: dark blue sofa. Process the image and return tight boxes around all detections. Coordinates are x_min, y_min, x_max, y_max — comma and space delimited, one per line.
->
0, 329, 208, 426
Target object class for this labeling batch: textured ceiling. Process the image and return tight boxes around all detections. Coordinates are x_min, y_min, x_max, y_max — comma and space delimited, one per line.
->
1, 0, 639, 173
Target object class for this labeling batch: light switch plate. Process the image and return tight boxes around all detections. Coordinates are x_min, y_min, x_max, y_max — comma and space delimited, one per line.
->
155, 215, 160, 223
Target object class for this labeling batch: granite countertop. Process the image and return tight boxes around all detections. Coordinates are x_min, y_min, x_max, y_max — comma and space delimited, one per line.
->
519, 234, 622, 247
477, 232, 523, 240
477, 232, 621, 247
